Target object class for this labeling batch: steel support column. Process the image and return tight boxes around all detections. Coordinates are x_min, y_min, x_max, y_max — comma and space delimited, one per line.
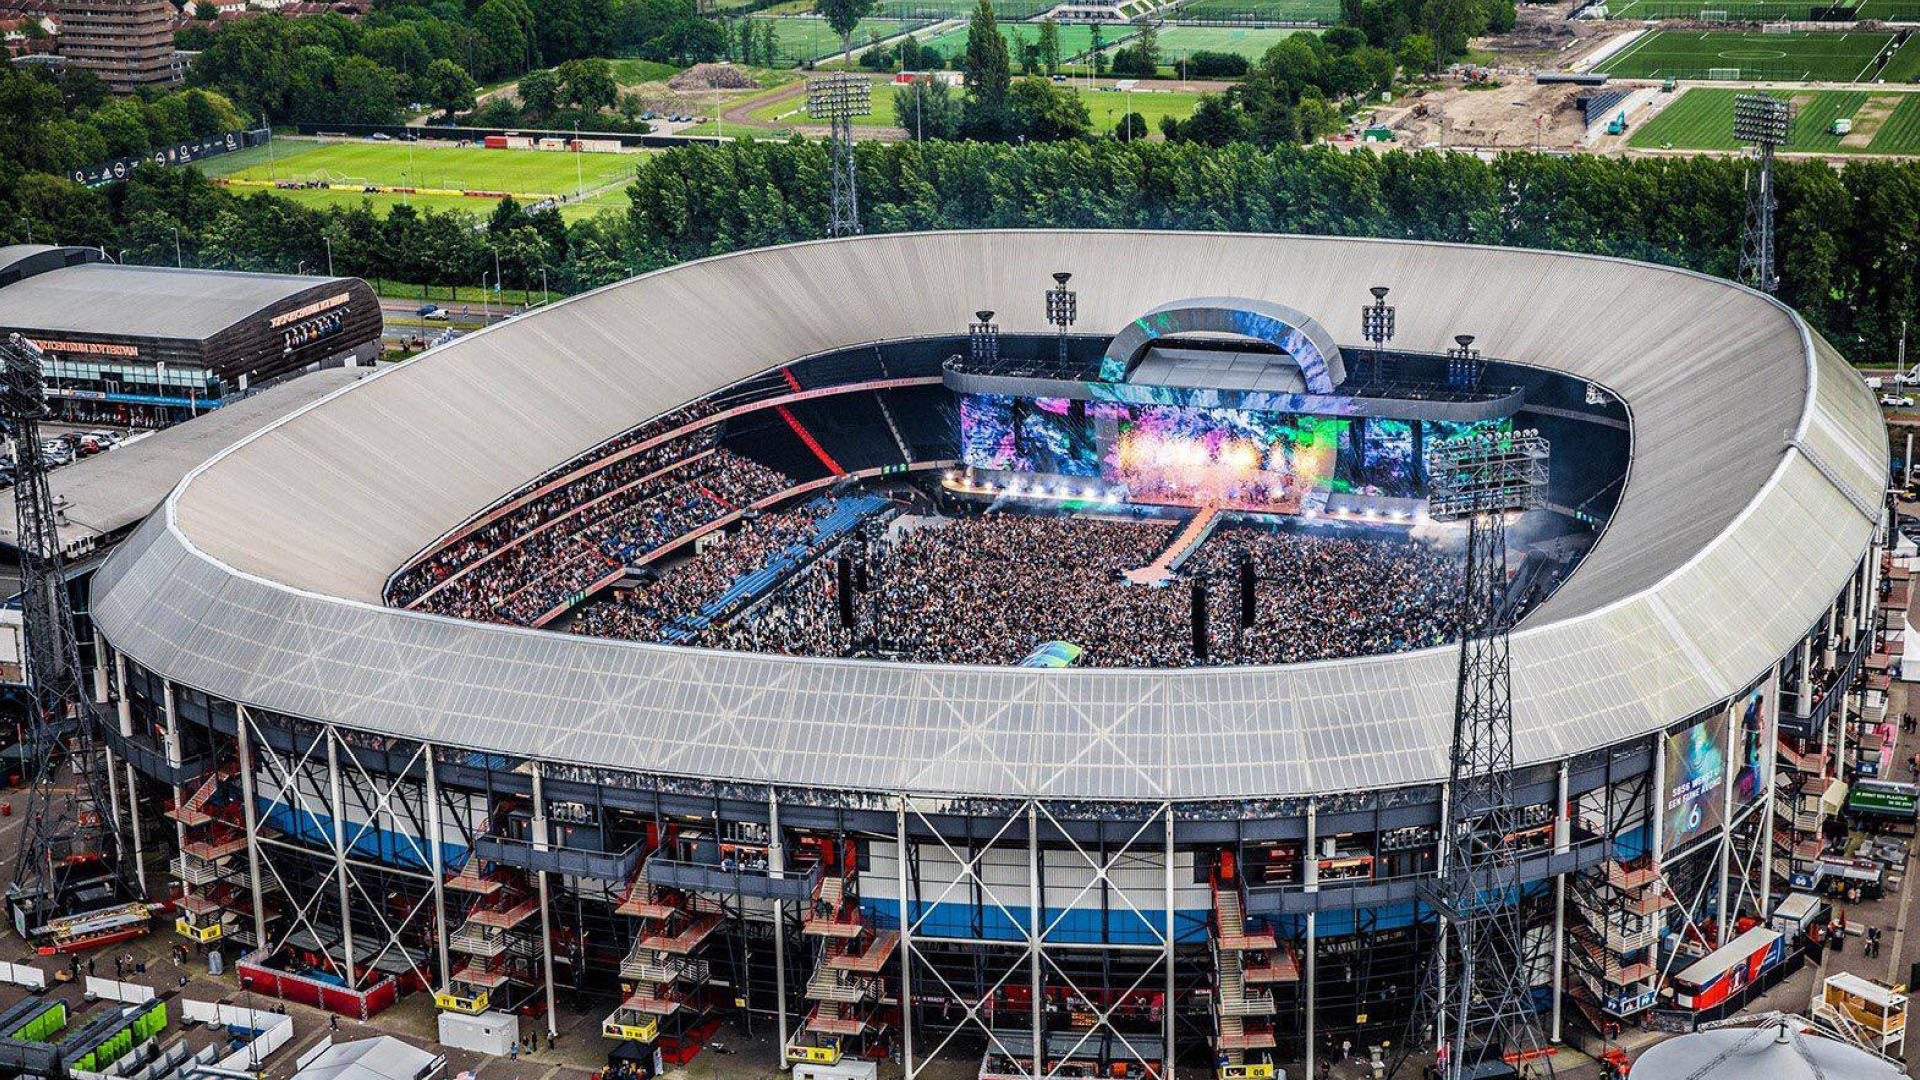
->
1551, 763, 1569, 1044
236, 705, 267, 948
1028, 802, 1042, 1077
770, 791, 789, 1064
896, 800, 914, 1080
1164, 808, 1175, 1080
113, 652, 145, 895
426, 751, 449, 988
326, 730, 357, 989
1305, 798, 1318, 1078
531, 763, 558, 1036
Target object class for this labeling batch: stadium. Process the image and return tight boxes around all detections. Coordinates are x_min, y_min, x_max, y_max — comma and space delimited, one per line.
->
85, 230, 1888, 1079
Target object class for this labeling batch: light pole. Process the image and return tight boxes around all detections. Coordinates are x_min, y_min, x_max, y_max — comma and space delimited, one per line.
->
323, 235, 334, 277
539, 267, 549, 306
481, 271, 492, 321
173, 226, 182, 267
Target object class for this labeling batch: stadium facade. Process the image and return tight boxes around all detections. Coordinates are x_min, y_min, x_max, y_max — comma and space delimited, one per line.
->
0, 245, 382, 426
86, 231, 1888, 1078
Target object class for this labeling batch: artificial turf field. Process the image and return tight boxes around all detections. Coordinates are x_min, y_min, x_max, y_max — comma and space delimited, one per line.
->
1605, 0, 1920, 17
1627, 86, 1920, 153
1594, 29, 1914, 82
1151, 25, 1308, 59
740, 78, 1203, 132
1168, 0, 1342, 21
745, 15, 932, 63
920, 21, 1138, 61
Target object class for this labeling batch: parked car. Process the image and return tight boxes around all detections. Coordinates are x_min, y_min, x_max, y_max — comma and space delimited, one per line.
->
1883, 393, 1915, 408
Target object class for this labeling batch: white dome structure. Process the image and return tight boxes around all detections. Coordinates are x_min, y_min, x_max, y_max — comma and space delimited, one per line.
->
1629, 1016, 1902, 1080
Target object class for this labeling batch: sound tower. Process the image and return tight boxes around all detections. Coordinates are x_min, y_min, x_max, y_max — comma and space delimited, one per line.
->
1191, 578, 1209, 661
1238, 552, 1256, 629
837, 554, 855, 630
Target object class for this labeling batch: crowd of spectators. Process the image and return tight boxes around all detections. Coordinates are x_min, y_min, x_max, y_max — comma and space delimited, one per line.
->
389, 424, 723, 606
1188, 528, 1463, 665
570, 500, 841, 643
412, 450, 796, 626
706, 514, 1462, 668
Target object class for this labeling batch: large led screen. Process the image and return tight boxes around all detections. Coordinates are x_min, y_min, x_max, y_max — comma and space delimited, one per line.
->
1664, 711, 1729, 852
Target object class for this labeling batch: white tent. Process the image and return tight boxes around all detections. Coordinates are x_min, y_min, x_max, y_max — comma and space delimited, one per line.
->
294, 1037, 443, 1080
1629, 1015, 1901, 1080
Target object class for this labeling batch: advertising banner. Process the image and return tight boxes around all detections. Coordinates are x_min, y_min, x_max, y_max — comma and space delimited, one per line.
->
1665, 710, 1729, 851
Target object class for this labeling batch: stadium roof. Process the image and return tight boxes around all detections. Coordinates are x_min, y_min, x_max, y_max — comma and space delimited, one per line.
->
0, 368, 371, 557
89, 231, 1887, 802
0, 261, 346, 342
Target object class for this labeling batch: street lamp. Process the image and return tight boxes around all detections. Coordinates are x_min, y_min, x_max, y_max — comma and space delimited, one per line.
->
173, 226, 182, 267
539, 267, 549, 306
481, 271, 492, 321
323, 235, 334, 277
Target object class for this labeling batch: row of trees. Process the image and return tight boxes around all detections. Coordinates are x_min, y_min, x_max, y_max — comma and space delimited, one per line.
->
5, 139, 1913, 362
179, 0, 720, 127
0, 65, 248, 183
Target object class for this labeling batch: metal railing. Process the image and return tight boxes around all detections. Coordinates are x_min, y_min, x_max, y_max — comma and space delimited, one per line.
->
641, 854, 823, 902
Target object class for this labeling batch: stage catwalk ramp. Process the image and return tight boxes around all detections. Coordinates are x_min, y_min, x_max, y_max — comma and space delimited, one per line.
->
92, 231, 1886, 801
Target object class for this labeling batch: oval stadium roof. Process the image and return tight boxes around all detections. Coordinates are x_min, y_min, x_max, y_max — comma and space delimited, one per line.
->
89, 231, 1887, 801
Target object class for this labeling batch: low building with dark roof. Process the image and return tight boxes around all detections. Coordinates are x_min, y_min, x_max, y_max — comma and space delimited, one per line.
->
0, 245, 381, 426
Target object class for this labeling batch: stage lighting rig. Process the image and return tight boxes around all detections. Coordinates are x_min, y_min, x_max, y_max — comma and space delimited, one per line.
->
1045, 271, 1077, 368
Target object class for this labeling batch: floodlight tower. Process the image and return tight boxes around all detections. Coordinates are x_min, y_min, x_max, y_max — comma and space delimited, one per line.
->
1403, 420, 1551, 1080
1045, 272, 1077, 368
806, 73, 872, 238
1361, 285, 1395, 383
1734, 93, 1791, 295
1445, 333, 1483, 393
1, 335, 132, 938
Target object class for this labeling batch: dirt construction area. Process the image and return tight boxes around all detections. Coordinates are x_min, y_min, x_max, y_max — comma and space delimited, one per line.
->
1383, 79, 1601, 150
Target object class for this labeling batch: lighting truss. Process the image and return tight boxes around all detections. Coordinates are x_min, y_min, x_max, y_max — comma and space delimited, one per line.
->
1361, 284, 1395, 382
1445, 333, 1484, 393
969, 310, 1000, 365
1426, 429, 1549, 521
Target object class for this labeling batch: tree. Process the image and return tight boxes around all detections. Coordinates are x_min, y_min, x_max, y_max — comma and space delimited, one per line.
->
473, 0, 534, 78
1114, 110, 1147, 141
519, 66, 561, 115
817, 0, 875, 66
1090, 23, 1105, 74
1397, 31, 1434, 74
332, 55, 403, 124
1007, 76, 1088, 141
960, 0, 1009, 139
1036, 18, 1060, 75
895, 75, 961, 140
423, 57, 477, 116
193, 1, 218, 21
557, 57, 617, 111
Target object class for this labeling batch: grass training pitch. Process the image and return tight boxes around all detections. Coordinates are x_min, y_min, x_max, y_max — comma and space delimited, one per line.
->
1603, 0, 1920, 19
1168, 0, 1342, 21
1628, 86, 1920, 154
1594, 28, 1912, 82
1152, 25, 1309, 59
746, 15, 932, 63
203, 140, 639, 195
921, 21, 1137, 61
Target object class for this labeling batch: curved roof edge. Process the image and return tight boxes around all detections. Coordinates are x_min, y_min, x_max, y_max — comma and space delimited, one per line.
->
88, 231, 1886, 801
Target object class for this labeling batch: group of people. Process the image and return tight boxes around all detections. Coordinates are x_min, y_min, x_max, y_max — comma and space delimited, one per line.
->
413, 449, 795, 627
389, 425, 722, 607
1188, 528, 1464, 665
569, 499, 841, 643
702, 513, 1463, 669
